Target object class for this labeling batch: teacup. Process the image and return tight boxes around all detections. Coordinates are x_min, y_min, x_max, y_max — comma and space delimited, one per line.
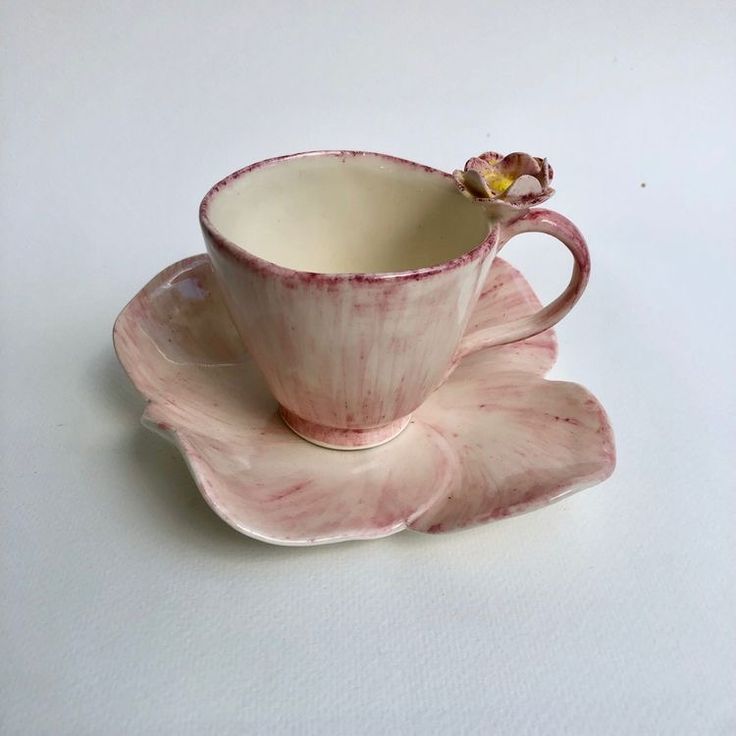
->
199, 150, 589, 449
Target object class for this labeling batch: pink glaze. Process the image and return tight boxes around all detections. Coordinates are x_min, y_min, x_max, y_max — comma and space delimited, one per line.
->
198, 151, 590, 448
113, 255, 615, 545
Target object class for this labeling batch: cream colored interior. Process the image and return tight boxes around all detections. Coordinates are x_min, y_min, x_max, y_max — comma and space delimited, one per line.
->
206, 153, 491, 274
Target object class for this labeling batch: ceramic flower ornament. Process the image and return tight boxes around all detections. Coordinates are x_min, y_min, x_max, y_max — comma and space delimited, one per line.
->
453, 151, 555, 221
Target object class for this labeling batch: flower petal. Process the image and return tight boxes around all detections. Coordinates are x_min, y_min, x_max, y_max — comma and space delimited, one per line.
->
464, 156, 495, 173
505, 174, 543, 199
462, 168, 494, 198
538, 157, 553, 186
476, 151, 504, 165
498, 152, 542, 178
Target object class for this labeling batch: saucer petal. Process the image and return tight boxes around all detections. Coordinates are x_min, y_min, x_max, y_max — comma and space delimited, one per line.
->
463, 258, 557, 375
114, 255, 245, 386
410, 373, 615, 533
141, 367, 457, 545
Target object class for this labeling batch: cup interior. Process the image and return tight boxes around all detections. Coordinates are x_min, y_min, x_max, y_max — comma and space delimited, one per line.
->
202, 152, 491, 274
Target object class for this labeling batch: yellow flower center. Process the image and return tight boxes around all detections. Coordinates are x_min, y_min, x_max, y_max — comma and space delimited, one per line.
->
483, 171, 515, 195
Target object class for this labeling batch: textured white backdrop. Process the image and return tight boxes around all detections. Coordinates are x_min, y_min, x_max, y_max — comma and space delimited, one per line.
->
2, 1, 735, 733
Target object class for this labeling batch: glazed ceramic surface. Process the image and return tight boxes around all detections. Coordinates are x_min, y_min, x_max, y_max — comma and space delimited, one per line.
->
199, 151, 591, 448
113, 255, 615, 545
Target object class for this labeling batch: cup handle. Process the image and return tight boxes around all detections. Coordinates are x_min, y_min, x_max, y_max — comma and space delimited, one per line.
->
457, 208, 591, 359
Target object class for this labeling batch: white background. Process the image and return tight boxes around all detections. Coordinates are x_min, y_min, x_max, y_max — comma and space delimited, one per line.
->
2, 1, 735, 733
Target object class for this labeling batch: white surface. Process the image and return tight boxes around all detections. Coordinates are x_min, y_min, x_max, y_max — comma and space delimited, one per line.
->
1, 1, 734, 733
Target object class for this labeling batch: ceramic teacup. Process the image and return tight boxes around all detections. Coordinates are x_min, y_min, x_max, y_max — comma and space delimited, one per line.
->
200, 151, 589, 449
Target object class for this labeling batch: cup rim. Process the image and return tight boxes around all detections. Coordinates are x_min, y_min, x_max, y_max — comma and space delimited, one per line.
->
199, 150, 498, 283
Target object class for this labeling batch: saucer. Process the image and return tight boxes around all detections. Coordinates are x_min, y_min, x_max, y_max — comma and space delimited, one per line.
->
113, 255, 615, 545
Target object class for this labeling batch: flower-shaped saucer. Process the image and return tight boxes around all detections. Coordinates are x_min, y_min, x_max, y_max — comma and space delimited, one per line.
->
113, 255, 615, 545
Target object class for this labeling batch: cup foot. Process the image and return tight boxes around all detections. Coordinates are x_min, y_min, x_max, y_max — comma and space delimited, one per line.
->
279, 407, 412, 450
